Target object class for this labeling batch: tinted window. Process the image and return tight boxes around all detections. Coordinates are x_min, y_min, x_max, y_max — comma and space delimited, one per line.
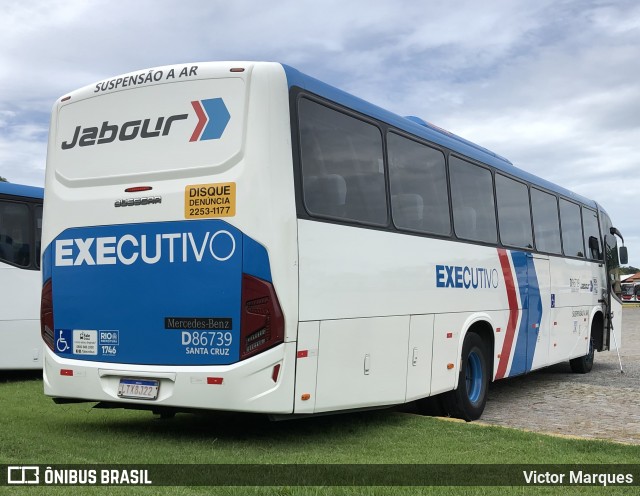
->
0, 201, 31, 267
531, 189, 562, 254
387, 133, 450, 235
495, 174, 533, 249
449, 156, 496, 243
582, 207, 601, 260
560, 199, 584, 257
299, 98, 387, 225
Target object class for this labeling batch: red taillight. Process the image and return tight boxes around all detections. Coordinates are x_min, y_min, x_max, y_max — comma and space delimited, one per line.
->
240, 274, 284, 360
41, 279, 54, 351
124, 186, 152, 193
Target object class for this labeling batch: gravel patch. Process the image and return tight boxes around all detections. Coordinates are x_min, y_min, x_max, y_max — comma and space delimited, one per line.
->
478, 306, 640, 444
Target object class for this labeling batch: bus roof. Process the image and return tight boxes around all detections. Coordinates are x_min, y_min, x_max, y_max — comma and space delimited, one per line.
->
282, 64, 596, 209
0, 182, 44, 200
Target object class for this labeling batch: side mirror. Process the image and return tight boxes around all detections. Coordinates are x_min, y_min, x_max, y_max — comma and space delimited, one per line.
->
610, 226, 625, 243
619, 246, 628, 265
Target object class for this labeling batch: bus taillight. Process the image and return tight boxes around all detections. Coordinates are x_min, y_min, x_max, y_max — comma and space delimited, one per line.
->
40, 279, 55, 351
240, 274, 284, 360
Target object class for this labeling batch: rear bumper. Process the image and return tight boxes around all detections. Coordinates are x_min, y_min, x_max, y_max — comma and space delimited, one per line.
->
43, 342, 295, 414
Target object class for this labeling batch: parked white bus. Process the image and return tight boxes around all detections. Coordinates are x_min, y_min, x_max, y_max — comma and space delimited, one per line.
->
42, 62, 627, 420
0, 182, 44, 369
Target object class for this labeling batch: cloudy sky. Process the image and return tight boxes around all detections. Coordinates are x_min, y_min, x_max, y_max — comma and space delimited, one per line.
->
1, 0, 638, 265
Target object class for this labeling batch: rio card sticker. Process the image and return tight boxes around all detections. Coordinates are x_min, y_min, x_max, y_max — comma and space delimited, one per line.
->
185, 182, 236, 219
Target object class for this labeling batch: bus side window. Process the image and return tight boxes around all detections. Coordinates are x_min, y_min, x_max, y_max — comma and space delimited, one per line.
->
387, 132, 450, 236
531, 188, 562, 254
0, 201, 30, 267
495, 173, 533, 249
449, 156, 497, 244
582, 207, 601, 260
298, 97, 387, 226
559, 199, 585, 258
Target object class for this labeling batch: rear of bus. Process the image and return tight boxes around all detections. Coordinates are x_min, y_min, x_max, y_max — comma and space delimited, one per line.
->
41, 62, 299, 413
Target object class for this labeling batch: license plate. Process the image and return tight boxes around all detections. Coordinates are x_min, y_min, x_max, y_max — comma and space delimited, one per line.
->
117, 378, 159, 400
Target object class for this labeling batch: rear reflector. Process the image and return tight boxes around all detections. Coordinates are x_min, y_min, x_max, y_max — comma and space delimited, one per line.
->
272, 364, 281, 383
297, 350, 308, 359
60, 369, 73, 376
207, 377, 223, 385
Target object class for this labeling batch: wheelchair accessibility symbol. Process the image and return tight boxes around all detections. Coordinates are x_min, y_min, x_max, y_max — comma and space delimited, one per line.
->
55, 329, 72, 353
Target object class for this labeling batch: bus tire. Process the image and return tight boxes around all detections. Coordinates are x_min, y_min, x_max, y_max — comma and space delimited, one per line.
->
442, 332, 489, 421
569, 338, 594, 374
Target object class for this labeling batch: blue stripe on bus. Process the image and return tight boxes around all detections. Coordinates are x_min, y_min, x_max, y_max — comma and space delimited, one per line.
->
0, 182, 44, 199
242, 235, 272, 283
525, 255, 543, 372
509, 251, 542, 376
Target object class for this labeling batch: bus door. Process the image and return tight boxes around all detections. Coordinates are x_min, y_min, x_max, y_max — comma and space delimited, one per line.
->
603, 231, 624, 351
599, 206, 626, 352
508, 252, 549, 376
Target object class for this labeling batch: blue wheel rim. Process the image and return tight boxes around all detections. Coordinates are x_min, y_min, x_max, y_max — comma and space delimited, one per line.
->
466, 351, 483, 404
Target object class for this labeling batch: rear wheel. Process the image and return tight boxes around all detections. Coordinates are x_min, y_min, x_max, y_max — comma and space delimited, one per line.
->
569, 338, 594, 374
442, 332, 489, 421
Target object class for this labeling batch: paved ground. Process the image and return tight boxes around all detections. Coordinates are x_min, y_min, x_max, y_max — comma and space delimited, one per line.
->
478, 306, 640, 444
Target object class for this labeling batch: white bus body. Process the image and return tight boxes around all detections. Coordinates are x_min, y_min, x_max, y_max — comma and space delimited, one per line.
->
42, 62, 626, 419
0, 182, 44, 369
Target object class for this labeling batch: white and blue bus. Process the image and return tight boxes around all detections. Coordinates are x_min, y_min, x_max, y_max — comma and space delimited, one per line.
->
0, 181, 44, 369
41, 62, 627, 420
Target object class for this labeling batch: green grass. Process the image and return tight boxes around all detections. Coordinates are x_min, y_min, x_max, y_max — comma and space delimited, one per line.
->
1, 372, 639, 495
